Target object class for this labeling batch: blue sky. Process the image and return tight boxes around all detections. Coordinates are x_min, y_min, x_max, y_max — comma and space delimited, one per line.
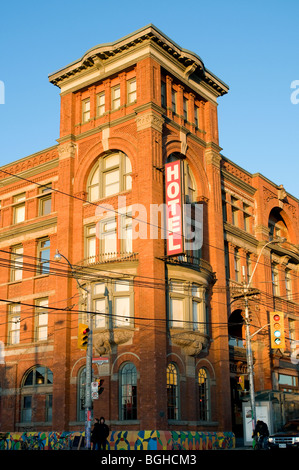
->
0, 0, 298, 198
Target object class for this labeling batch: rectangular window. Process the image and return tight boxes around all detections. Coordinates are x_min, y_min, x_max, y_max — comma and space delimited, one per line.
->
127, 78, 136, 103
120, 212, 132, 253
13, 193, 25, 224
94, 282, 106, 329
39, 184, 52, 216
22, 396, 32, 422
183, 97, 188, 121
194, 105, 199, 127
289, 318, 296, 350
231, 197, 238, 226
37, 238, 50, 275
35, 298, 48, 341
8, 304, 21, 344
111, 85, 121, 110
86, 225, 96, 260
272, 264, 280, 296
82, 99, 90, 122
161, 81, 166, 108
192, 285, 201, 330
171, 89, 177, 113
246, 253, 252, 284
96, 91, 105, 116
11, 245, 23, 282
234, 248, 240, 282
114, 281, 132, 327
46, 395, 52, 422
169, 281, 185, 328
100, 219, 117, 258
285, 269, 292, 300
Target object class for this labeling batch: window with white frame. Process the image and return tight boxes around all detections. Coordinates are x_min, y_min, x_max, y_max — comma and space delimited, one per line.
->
39, 184, 52, 216
91, 280, 134, 330
171, 89, 177, 113
127, 78, 136, 104
37, 238, 50, 275
285, 268, 292, 300
13, 193, 25, 224
87, 152, 132, 202
183, 97, 188, 121
271, 263, 280, 296
11, 245, 23, 281
8, 303, 21, 344
111, 85, 121, 110
82, 98, 90, 122
169, 280, 208, 332
96, 91, 105, 116
35, 298, 48, 341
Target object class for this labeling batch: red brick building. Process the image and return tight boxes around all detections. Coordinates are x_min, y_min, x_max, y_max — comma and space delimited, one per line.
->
0, 25, 298, 438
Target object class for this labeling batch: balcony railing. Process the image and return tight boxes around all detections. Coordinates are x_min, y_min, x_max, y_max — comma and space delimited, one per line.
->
78, 251, 138, 266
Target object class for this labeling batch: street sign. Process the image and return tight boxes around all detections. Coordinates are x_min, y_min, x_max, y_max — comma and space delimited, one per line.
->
92, 357, 109, 364
92, 391, 99, 400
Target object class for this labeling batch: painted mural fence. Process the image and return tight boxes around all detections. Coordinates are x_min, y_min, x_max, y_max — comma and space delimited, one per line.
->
0, 430, 235, 450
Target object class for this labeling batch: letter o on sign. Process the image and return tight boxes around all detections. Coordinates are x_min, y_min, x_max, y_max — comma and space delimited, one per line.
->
167, 181, 179, 199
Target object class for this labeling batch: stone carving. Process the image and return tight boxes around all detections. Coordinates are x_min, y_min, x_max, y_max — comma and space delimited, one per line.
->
93, 329, 134, 355
170, 330, 210, 356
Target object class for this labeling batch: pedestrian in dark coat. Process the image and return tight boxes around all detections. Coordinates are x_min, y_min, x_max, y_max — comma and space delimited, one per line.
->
91, 417, 109, 450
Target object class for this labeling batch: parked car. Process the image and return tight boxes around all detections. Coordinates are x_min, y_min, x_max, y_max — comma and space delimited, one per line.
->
268, 419, 299, 449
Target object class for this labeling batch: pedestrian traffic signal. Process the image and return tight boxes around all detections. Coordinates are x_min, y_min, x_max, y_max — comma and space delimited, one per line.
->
78, 323, 90, 350
98, 378, 104, 395
269, 312, 285, 349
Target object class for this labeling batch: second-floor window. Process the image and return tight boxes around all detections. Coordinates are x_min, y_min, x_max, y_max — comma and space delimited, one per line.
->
35, 298, 48, 341
169, 280, 208, 333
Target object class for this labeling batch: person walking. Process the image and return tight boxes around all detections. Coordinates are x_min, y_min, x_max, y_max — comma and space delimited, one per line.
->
91, 417, 109, 450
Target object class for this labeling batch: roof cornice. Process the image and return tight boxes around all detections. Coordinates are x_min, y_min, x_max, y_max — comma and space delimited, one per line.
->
48, 24, 229, 97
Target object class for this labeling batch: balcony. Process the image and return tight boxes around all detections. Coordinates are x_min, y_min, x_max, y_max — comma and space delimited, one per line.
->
77, 251, 138, 267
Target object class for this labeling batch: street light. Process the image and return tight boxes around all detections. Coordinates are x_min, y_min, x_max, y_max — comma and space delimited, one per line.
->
242, 237, 286, 435
54, 249, 93, 449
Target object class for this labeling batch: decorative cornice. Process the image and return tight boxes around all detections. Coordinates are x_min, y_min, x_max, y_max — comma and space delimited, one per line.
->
48, 24, 229, 97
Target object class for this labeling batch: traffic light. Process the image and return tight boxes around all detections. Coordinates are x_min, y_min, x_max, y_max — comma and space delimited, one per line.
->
78, 323, 90, 350
98, 378, 104, 395
269, 312, 285, 349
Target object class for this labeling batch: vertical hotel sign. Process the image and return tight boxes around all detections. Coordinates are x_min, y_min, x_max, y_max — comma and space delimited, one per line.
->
165, 160, 184, 255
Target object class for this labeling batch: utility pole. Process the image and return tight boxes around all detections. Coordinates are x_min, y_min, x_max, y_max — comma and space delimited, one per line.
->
54, 250, 93, 449
241, 237, 286, 435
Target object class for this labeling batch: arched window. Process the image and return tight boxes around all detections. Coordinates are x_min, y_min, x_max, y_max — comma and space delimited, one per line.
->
268, 208, 289, 242
21, 365, 53, 423
198, 367, 210, 421
119, 362, 137, 420
167, 362, 179, 420
87, 151, 132, 202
